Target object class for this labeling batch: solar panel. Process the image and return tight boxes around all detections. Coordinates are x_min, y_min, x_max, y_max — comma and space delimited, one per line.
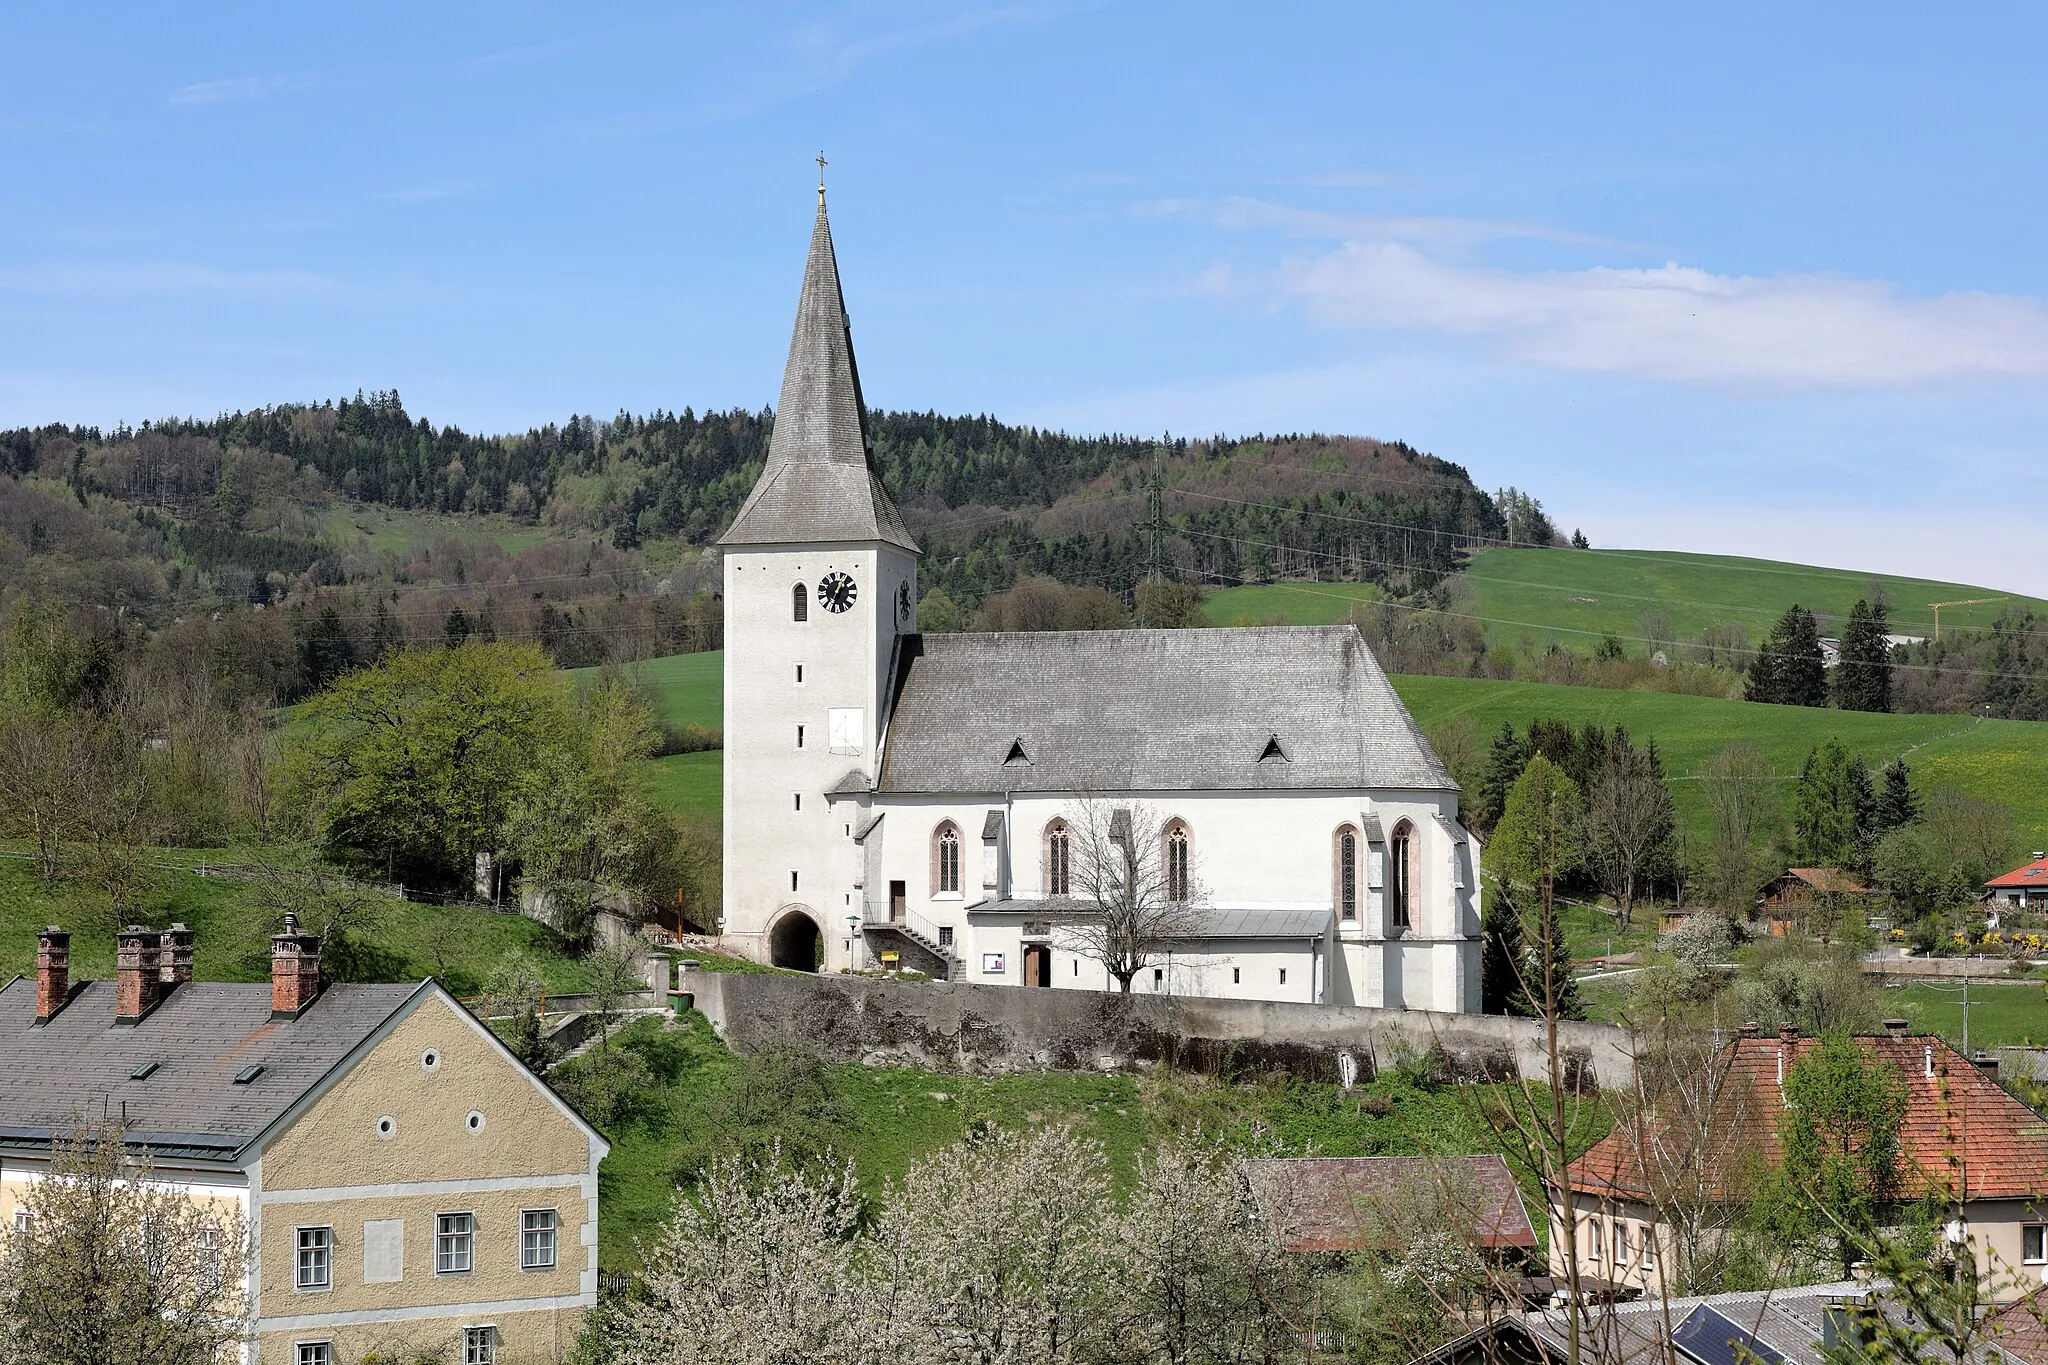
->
1672, 1303, 1787, 1365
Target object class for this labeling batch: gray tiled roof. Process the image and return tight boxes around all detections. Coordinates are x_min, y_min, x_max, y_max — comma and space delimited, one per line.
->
877, 626, 1454, 794
719, 201, 918, 552
0, 977, 419, 1160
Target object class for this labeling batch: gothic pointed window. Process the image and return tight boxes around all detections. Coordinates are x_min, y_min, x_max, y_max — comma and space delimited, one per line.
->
933, 822, 961, 896
1336, 826, 1359, 922
1046, 820, 1071, 897
792, 583, 808, 622
1390, 821, 1415, 930
1165, 822, 1190, 903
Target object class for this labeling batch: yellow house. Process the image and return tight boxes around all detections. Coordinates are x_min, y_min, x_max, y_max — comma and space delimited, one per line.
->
0, 919, 608, 1365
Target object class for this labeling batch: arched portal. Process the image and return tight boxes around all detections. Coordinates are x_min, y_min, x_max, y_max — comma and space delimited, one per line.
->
769, 908, 823, 972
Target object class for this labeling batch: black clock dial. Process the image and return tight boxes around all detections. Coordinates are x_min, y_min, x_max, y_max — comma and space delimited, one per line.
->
818, 571, 857, 613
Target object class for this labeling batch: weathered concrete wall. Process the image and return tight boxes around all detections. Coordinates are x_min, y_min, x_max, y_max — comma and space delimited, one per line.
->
1862, 954, 2035, 980
689, 973, 1636, 1092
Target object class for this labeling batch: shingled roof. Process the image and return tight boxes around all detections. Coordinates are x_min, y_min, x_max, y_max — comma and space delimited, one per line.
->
719, 197, 917, 552
0, 976, 419, 1162
877, 626, 1455, 794
1245, 1155, 1537, 1253
1566, 1031, 2048, 1204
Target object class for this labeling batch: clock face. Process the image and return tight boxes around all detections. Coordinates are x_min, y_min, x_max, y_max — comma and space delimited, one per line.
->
817, 571, 857, 613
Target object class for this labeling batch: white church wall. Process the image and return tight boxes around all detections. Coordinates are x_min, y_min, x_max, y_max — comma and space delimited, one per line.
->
723, 543, 912, 971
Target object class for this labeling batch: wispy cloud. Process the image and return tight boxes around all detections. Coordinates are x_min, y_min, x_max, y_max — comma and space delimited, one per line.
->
1144, 196, 1616, 253
0, 261, 341, 302
379, 182, 478, 203
169, 75, 294, 106
1274, 242, 2048, 388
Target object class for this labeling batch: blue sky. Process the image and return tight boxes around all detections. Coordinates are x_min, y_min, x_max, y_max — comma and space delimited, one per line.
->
4, 2, 2046, 593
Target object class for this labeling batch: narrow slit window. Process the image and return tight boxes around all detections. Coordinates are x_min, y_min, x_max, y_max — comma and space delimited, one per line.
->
796, 725, 804, 749
1390, 822, 1414, 930
935, 824, 961, 894
1338, 828, 1358, 921
792, 583, 808, 622
1165, 824, 1190, 902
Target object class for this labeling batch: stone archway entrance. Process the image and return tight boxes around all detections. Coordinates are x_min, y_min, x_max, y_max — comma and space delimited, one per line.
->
769, 908, 823, 972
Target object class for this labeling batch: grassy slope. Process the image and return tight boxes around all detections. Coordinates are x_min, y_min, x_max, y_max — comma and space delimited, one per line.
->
1391, 674, 2048, 851
581, 1014, 1572, 1270
1202, 581, 1383, 626
322, 502, 556, 556
0, 856, 592, 995
1467, 546, 2048, 650
591, 648, 2048, 850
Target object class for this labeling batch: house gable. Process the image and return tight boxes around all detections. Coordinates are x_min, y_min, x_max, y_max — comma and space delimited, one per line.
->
260, 990, 597, 1192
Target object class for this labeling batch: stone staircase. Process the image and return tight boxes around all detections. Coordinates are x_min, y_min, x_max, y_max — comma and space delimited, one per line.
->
864, 915, 964, 981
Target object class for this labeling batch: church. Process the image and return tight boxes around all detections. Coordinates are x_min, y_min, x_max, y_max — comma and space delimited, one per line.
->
719, 187, 1484, 1014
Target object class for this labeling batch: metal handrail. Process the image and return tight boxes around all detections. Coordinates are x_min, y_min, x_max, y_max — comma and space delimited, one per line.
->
864, 904, 955, 959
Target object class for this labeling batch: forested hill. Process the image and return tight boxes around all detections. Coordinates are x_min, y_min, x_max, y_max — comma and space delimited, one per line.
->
0, 392, 1537, 614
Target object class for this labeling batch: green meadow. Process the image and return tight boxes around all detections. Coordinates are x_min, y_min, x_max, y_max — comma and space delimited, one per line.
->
1464, 546, 2048, 651
594, 648, 2048, 854
1390, 674, 2048, 851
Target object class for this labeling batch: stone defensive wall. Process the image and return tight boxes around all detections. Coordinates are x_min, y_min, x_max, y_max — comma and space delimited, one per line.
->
686, 971, 1638, 1092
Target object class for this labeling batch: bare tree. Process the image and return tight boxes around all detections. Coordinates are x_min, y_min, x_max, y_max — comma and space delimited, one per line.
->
0, 707, 103, 879
1585, 745, 1675, 926
1697, 743, 1776, 915
0, 1116, 252, 1365
1060, 798, 1206, 994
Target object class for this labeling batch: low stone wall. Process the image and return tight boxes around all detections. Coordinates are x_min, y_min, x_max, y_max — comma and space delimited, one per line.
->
688, 973, 1637, 1092
1863, 954, 2035, 980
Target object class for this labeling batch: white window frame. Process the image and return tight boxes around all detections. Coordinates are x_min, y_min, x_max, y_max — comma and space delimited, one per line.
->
1584, 1218, 1601, 1263
520, 1208, 559, 1270
1613, 1220, 1630, 1267
463, 1325, 497, 1365
296, 1342, 333, 1365
1639, 1223, 1657, 1272
295, 1225, 332, 1291
2025, 1223, 2048, 1265
436, 1212, 475, 1275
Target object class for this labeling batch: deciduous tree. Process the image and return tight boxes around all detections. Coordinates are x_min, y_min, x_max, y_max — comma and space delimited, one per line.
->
0, 1116, 251, 1365
1059, 799, 1205, 994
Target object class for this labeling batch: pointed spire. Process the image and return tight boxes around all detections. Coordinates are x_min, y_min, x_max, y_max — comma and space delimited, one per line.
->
720, 190, 917, 552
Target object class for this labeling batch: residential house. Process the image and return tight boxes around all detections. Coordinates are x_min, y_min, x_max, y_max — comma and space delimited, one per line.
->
1988, 853, 2048, 912
1756, 868, 1881, 935
0, 920, 607, 1364
1551, 1022, 2048, 1303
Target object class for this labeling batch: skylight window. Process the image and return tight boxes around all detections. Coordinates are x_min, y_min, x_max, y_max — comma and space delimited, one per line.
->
130, 1061, 159, 1081
232, 1065, 265, 1085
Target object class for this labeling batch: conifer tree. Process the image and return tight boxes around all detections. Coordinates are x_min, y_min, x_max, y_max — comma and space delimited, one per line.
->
1794, 739, 1868, 868
1474, 721, 1528, 835
1480, 883, 1528, 1016
1833, 598, 1894, 712
1748, 604, 1828, 706
1875, 758, 1919, 833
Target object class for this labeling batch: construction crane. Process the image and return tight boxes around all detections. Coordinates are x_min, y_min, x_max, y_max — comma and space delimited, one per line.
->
1928, 597, 2004, 643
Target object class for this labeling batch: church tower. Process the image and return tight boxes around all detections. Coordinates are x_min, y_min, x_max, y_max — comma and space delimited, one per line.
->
718, 185, 919, 970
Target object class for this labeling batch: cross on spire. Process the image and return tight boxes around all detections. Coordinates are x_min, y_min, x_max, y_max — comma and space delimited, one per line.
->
816, 150, 828, 204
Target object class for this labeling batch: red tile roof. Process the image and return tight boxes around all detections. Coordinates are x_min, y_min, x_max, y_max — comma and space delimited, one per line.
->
1244, 1155, 1537, 1253
1984, 1287, 2048, 1365
1988, 856, 2048, 889
1566, 1032, 2048, 1204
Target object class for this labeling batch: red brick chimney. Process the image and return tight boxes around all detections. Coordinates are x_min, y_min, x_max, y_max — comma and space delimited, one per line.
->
271, 913, 323, 1019
34, 927, 70, 1024
160, 923, 194, 986
1778, 1022, 1801, 1041
115, 925, 161, 1023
